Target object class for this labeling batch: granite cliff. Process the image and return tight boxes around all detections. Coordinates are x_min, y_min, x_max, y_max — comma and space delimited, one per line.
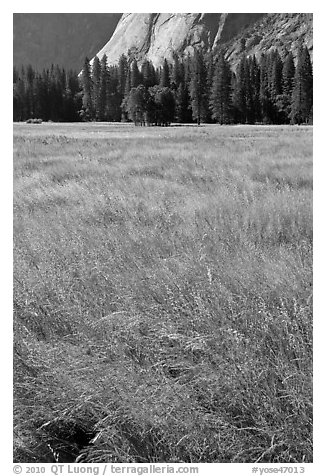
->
93, 13, 313, 68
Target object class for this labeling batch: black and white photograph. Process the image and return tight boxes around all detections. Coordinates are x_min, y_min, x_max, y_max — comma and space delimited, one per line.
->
11, 3, 315, 472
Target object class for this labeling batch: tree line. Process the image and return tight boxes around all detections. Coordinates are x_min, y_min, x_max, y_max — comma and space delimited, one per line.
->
13, 64, 82, 122
13, 45, 313, 125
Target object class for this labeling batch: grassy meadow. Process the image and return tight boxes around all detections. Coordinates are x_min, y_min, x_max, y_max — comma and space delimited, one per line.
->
13, 122, 313, 463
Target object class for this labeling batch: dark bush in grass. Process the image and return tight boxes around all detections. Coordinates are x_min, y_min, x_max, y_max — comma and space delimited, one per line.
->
26, 118, 43, 124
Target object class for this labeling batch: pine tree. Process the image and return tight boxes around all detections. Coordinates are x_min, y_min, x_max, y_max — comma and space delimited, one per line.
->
160, 59, 170, 88
174, 82, 188, 123
141, 60, 156, 88
244, 56, 255, 123
189, 49, 208, 124
34, 70, 48, 120
259, 53, 273, 123
130, 60, 141, 89
13, 67, 27, 121
233, 54, 261, 124
170, 55, 183, 90
124, 67, 131, 97
277, 51, 295, 123
183, 53, 192, 86
270, 50, 283, 98
106, 65, 121, 121
291, 45, 313, 124
205, 51, 215, 95
80, 57, 93, 120
25, 64, 36, 118
209, 53, 232, 124
64, 69, 80, 122
20, 66, 29, 118
283, 51, 295, 98
121, 65, 131, 121
232, 55, 247, 123
99, 55, 109, 120
269, 50, 283, 123
48, 65, 64, 121
92, 56, 102, 120
249, 55, 261, 122
118, 54, 129, 96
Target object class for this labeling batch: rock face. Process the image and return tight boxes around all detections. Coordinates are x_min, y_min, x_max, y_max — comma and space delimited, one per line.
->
93, 13, 312, 68
94, 13, 265, 68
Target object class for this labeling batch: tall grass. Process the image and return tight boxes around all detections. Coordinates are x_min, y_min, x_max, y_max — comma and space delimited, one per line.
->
13, 123, 312, 463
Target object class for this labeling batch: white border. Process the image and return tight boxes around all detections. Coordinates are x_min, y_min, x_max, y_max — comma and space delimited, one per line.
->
4, 3, 324, 474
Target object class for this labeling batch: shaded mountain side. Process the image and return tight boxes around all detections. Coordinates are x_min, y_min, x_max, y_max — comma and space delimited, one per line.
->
213, 13, 266, 44
13, 13, 122, 72
222, 13, 313, 68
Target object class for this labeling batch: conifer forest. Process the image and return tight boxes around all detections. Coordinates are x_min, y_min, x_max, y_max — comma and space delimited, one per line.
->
13, 46, 313, 126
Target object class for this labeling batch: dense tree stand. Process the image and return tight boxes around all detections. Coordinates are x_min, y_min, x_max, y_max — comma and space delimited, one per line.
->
13, 47, 313, 125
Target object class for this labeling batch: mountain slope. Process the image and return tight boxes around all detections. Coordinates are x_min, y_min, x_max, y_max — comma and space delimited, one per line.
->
223, 13, 313, 66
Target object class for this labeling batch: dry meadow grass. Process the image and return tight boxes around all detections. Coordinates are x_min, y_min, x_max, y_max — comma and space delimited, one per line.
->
13, 122, 312, 463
